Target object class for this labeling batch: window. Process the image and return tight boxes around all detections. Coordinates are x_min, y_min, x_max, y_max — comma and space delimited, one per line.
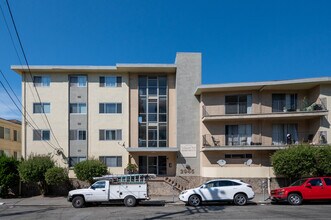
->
33, 103, 50, 113
91, 181, 106, 189
99, 103, 122, 114
69, 76, 87, 87
100, 76, 122, 87
308, 178, 323, 186
225, 94, 252, 114
205, 181, 218, 188
33, 76, 50, 87
272, 124, 298, 145
4, 128, 10, 140
70, 103, 87, 114
225, 154, 252, 159
33, 130, 50, 141
225, 124, 252, 146
13, 130, 18, 141
138, 76, 168, 148
69, 130, 86, 140
69, 157, 86, 167
272, 94, 297, 112
0, 126, 4, 139
323, 178, 331, 186
99, 156, 122, 167
13, 151, 17, 159
99, 129, 122, 141
218, 180, 241, 187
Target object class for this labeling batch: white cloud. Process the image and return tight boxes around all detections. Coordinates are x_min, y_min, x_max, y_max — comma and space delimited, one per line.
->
0, 89, 22, 120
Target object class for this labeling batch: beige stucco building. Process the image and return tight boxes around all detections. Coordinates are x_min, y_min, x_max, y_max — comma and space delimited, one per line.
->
0, 118, 21, 159
11, 53, 331, 191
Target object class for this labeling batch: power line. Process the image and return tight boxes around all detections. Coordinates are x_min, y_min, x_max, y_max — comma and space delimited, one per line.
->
5, 0, 64, 152
0, 78, 57, 153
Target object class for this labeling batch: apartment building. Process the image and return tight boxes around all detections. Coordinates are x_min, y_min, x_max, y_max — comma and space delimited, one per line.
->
196, 78, 331, 179
12, 53, 201, 177
12, 53, 331, 189
0, 117, 21, 159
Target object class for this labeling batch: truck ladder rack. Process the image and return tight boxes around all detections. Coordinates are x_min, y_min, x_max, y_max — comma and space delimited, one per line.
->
93, 174, 156, 184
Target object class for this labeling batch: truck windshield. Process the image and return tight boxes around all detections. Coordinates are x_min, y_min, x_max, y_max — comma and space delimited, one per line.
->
290, 179, 307, 186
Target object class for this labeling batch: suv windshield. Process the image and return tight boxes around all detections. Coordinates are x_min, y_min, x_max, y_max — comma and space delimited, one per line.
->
290, 179, 307, 186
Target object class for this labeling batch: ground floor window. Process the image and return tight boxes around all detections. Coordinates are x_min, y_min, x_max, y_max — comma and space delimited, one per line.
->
138, 156, 166, 175
99, 156, 122, 167
69, 157, 86, 167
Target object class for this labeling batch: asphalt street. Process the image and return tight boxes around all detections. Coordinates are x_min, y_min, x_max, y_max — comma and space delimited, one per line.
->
1, 202, 331, 220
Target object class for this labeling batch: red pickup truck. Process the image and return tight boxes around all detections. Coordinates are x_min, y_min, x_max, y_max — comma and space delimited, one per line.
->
270, 177, 331, 205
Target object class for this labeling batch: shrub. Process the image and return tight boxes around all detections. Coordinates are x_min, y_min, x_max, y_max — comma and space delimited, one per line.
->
126, 163, 138, 174
18, 154, 55, 195
0, 154, 20, 197
74, 159, 107, 184
45, 167, 69, 186
271, 145, 331, 179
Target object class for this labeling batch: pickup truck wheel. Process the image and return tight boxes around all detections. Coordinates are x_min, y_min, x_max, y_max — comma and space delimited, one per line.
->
234, 193, 247, 206
288, 193, 302, 205
188, 194, 201, 207
124, 196, 136, 207
72, 196, 85, 208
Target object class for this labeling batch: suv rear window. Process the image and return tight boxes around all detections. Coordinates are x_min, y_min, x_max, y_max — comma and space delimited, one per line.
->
324, 178, 331, 186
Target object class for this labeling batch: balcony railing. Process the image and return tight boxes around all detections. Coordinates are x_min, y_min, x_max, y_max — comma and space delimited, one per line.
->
272, 131, 328, 146
203, 131, 328, 148
202, 98, 327, 117
203, 134, 253, 147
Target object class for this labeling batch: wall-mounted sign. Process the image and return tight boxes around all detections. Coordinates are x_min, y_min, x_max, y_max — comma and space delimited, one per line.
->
180, 144, 197, 157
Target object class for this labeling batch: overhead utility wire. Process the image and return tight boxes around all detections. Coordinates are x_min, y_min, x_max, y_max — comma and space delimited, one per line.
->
0, 70, 59, 151
0, 3, 59, 153
5, 0, 64, 152
0, 78, 57, 153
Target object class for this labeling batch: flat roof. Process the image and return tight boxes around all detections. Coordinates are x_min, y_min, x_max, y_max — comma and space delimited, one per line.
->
11, 64, 177, 74
195, 77, 331, 95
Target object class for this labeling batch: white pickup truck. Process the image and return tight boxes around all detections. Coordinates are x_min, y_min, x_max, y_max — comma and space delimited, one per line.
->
67, 174, 155, 208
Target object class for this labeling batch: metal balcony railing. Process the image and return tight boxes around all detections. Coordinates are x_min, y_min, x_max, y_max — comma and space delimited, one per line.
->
202, 98, 327, 117
203, 131, 328, 148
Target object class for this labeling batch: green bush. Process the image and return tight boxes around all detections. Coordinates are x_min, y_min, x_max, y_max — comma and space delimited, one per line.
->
74, 159, 108, 184
45, 167, 69, 186
18, 154, 55, 195
271, 145, 331, 179
0, 154, 20, 197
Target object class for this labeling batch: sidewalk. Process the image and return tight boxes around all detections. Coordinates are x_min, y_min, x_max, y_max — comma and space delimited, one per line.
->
0, 194, 270, 207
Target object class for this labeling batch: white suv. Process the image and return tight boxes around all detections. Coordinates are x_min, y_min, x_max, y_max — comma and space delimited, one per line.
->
179, 179, 255, 206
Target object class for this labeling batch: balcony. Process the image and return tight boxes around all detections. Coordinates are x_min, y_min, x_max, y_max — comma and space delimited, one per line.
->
202, 131, 328, 151
202, 98, 328, 122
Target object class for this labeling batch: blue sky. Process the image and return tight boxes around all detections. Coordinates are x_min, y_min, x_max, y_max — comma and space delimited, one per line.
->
0, 0, 331, 119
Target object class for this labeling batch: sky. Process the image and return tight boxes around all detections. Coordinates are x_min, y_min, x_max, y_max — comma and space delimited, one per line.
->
0, 0, 331, 120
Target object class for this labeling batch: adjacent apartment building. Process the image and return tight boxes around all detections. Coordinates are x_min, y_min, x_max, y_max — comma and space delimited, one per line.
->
12, 52, 331, 188
0, 117, 21, 159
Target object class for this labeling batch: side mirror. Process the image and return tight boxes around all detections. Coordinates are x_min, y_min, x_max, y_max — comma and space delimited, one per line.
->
305, 183, 312, 187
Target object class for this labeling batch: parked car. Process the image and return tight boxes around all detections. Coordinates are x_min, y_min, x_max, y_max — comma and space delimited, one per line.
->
270, 177, 331, 205
179, 179, 255, 206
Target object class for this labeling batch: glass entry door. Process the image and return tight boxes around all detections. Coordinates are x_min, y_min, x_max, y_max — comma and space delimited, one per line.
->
139, 156, 167, 175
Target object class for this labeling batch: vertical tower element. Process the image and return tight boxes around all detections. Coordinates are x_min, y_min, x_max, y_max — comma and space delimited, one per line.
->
175, 53, 202, 176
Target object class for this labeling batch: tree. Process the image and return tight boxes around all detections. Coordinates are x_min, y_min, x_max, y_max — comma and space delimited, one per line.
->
271, 145, 331, 179
18, 154, 55, 195
0, 154, 20, 197
74, 159, 108, 184
45, 167, 69, 186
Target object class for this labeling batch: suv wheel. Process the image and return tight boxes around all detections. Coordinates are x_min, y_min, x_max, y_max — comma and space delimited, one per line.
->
188, 194, 201, 206
288, 193, 302, 205
234, 193, 247, 206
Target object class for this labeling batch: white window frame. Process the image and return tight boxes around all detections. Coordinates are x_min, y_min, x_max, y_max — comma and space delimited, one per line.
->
70, 103, 87, 114
99, 103, 122, 114
33, 76, 51, 87
100, 76, 122, 87
99, 129, 122, 141
33, 103, 50, 114
33, 129, 50, 141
